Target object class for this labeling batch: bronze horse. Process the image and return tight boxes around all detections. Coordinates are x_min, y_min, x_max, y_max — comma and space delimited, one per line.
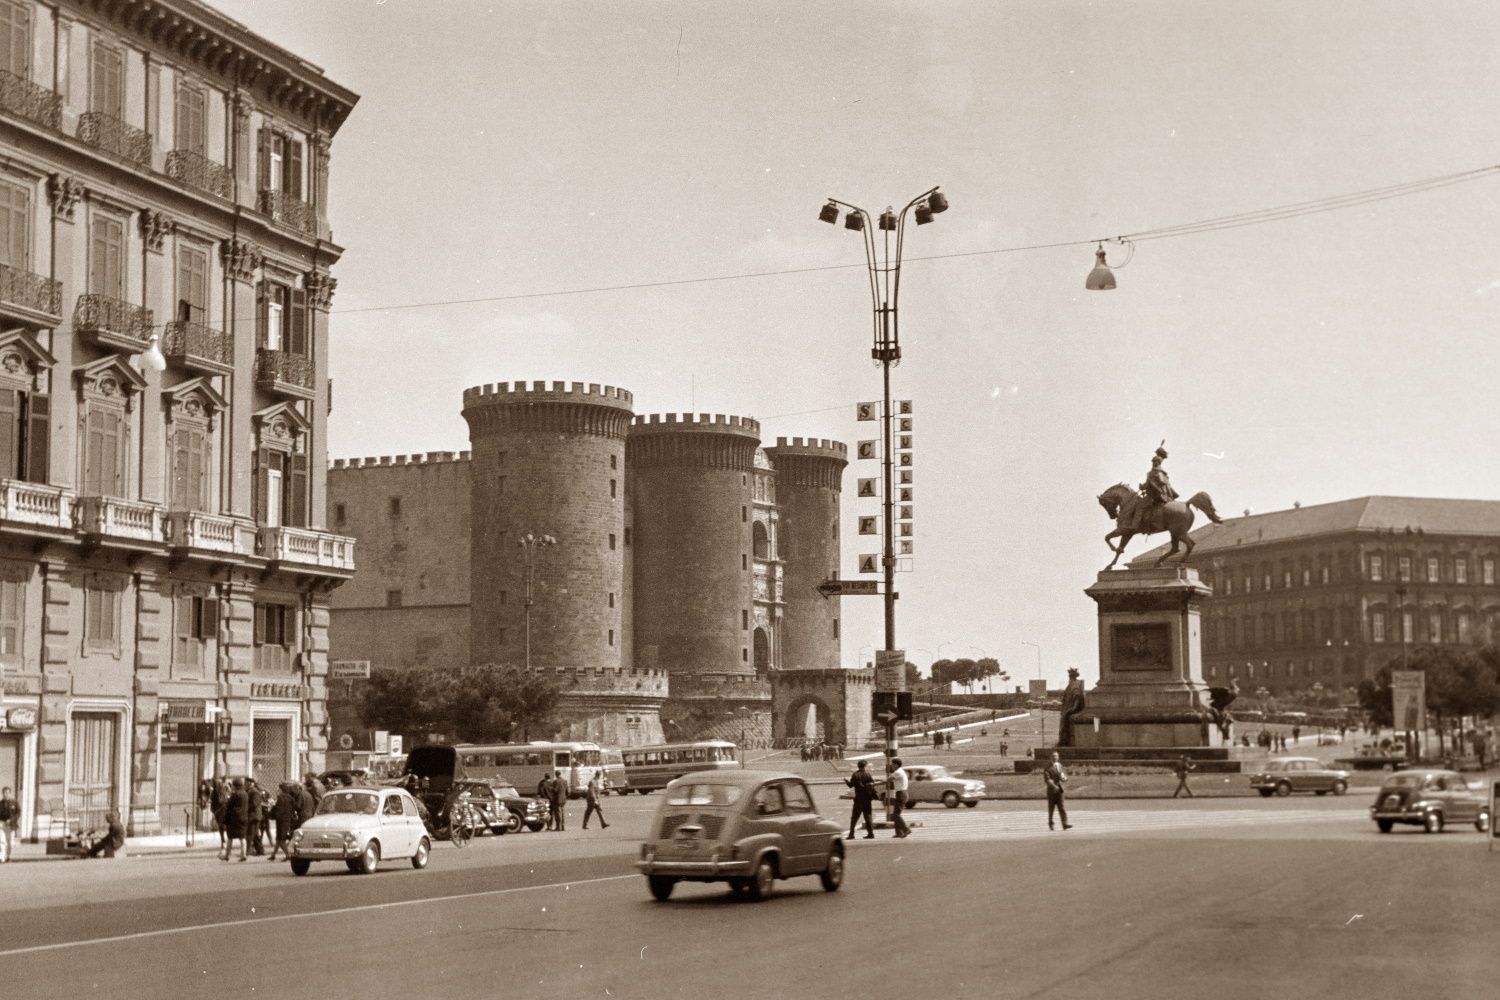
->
1097, 483, 1224, 570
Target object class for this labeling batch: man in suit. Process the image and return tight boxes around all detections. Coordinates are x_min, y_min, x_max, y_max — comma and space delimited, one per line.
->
1044, 752, 1072, 830
845, 760, 877, 840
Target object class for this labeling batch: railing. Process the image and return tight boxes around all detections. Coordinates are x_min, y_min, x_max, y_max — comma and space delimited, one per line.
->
257, 189, 317, 235
0, 69, 62, 130
258, 525, 356, 572
0, 479, 75, 530
162, 319, 233, 371
255, 348, 315, 393
74, 495, 164, 543
0, 261, 63, 323
165, 149, 233, 199
75, 293, 153, 350
78, 111, 152, 166
163, 510, 248, 555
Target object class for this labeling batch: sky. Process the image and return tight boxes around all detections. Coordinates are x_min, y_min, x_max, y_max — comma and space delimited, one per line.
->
217, 0, 1500, 687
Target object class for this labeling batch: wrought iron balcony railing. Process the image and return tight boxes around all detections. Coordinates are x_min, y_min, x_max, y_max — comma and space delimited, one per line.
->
165, 149, 233, 199
0, 261, 63, 325
257, 189, 317, 235
0, 69, 62, 131
254, 348, 315, 397
75, 294, 153, 352
78, 111, 152, 166
162, 319, 233, 374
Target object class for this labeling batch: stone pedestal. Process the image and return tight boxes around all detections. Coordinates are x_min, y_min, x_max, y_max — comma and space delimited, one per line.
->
1073, 566, 1221, 750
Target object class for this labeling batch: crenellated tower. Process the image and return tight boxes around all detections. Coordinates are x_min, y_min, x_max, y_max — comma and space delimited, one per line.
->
765, 437, 848, 672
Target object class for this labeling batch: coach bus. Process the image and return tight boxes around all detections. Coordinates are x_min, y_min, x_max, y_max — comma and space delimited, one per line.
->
403, 741, 603, 798
619, 740, 739, 793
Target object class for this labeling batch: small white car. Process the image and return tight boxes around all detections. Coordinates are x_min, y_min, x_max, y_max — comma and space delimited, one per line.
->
288, 787, 431, 875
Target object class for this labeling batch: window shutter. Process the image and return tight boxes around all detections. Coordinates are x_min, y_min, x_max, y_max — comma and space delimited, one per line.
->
253, 446, 270, 521
174, 593, 192, 663
253, 603, 266, 646
288, 452, 309, 527
255, 283, 267, 347
201, 596, 219, 641
0, 389, 18, 478
195, 430, 211, 510
1, 2, 31, 77
288, 140, 304, 199
24, 392, 49, 485
256, 128, 270, 191
289, 287, 307, 356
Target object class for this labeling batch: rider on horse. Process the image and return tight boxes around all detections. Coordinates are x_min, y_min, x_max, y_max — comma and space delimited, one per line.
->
1141, 444, 1179, 508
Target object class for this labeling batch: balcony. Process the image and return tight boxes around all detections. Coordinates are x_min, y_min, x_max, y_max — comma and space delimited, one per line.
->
0, 69, 62, 131
255, 348, 315, 399
257, 189, 316, 236
0, 262, 63, 327
0, 480, 75, 535
258, 526, 355, 576
165, 149, 233, 200
162, 320, 233, 374
75, 294, 153, 354
78, 111, 152, 167
163, 511, 256, 558
74, 496, 164, 547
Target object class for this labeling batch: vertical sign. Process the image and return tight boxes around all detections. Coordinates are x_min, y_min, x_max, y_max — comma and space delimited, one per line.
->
1391, 670, 1426, 733
875, 649, 908, 692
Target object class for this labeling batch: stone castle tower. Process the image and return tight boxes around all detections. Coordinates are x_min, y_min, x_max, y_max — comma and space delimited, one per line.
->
765, 438, 848, 671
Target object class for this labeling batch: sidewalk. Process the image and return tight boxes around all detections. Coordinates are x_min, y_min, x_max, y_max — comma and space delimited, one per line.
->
5, 830, 229, 863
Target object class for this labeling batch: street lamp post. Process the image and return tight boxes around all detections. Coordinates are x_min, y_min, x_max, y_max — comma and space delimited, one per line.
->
518, 532, 557, 671
1022, 641, 1042, 745
819, 187, 949, 807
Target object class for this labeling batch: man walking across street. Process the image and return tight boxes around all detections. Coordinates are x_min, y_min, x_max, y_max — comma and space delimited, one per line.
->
1172, 755, 1196, 798
582, 774, 610, 830
1044, 752, 1071, 830
0, 786, 19, 862
845, 760, 877, 839
888, 757, 911, 839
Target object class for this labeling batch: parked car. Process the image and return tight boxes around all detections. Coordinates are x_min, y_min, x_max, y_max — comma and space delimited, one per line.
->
636, 770, 845, 902
489, 780, 550, 832
446, 779, 518, 835
1370, 769, 1491, 834
288, 787, 430, 875
1315, 733, 1343, 746
1248, 757, 1351, 797
859, 764, 985, 808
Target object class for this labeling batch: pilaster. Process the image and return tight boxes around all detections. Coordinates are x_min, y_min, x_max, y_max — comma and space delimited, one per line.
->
306, 269, 333, 529
221, 239, 261, 518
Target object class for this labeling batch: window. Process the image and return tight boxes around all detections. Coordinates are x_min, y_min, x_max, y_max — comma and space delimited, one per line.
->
624, 528, 631, 547
741, 610, 749, 631
1397, 556, 1411, 582
1455, 560, 1468, 584
254, 447, 308, 527
607, 592, 614, 609
257, 282, 308, 355
0, 388, 49, 483
176, 243, 209, 322
0, 572, 23, 662
0, 176, 29, 270
832, 618, 839, 640
89, 39, 124, 118
609, 478, 616, 499
386, 590, 402, 608
1262, 572, 1271, 592
173, 592, 217, 677
89, 213, 125, 298
333, 502, 345, 526
1301, 567, 1311, 587
741, 553, 747, 570
257, 128, 304, 198
1428, 610, 1443, 644
1, 1, 31, 78
780, 781, 813, 813
1371, 611, 1385, 643
84, 579, 120, 652
742, 648, 748, 662
169, 423, 211, 510
253, 601, 297, 674
1282, 569, 1291, 589
1485, 558, 1497, 586
609, 454, 617, 470
1223, 577, 1233, 596
82, 404, 126, 496
1369, 555, 1384, 582
1457, 612, 1472, 644
608, 533, 616, 551
389, 496, 401, 517
1426, 557, 1440, 583
174, 79, 207, 155
608, 628, 614, 647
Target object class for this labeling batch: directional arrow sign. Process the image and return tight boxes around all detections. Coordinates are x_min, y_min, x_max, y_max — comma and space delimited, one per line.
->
874, 708, 899, 726
817, 579, 879, 597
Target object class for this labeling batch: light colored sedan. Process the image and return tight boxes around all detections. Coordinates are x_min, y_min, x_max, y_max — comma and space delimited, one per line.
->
288, 787, 431, 875
866, 764, 986, 808
1248, 757, 1351, 797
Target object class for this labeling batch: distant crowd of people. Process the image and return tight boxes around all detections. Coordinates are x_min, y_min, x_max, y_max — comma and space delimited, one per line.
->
200, 774, 328, 862
798, 741, 845, 762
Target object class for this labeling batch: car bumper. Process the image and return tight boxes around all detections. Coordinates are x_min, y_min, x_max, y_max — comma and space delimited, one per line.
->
289, 842, 361, 859
635, 858, 752, 877
1370, 808, 1423, 822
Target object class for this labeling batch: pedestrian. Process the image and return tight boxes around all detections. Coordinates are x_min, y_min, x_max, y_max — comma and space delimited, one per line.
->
298, 779, 317, 829
210, 777, 229, 850
537, 774, 557, 830
845, 761, 877, 840
550, 772, 569, 831
1291, 725, 1301, 745
305, 773, 326, 803
220, 777, 249, 862
581, 774, 610, 830
1172, 755, 1196, 798
268, 782, 298, 861
245, 778, 265, 856
80, 810, 126, 860
1043, 751, 1071, 830
888, 757, 911, 839
0, 785, 19, 863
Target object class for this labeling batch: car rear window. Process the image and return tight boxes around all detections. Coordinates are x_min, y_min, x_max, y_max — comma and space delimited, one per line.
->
319, 791, 379, 815
665, 783, 744, 807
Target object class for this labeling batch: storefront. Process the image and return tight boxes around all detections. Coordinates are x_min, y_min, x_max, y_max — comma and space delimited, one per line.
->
250, 682, 307, 790
0, 695, 39, 840
159, 700, 215, 832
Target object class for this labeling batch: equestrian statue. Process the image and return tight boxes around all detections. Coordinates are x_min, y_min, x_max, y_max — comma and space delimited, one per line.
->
1097, 443, 1224, 571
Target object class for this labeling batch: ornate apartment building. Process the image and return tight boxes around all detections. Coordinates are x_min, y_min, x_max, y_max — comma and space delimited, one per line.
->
1135, 497, 1500, 696
0, 0, 356, 841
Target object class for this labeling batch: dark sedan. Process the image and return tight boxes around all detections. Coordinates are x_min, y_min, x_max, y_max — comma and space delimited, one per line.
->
1370, 769, 1491, 834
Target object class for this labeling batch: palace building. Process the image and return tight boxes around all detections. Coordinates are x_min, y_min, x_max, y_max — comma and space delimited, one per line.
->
0, 0, 356, 842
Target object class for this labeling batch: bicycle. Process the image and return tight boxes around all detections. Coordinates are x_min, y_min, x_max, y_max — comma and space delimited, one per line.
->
448, 794, 477, 848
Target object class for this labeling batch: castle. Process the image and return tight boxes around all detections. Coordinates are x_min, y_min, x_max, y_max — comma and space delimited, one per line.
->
327, 380, 860, 746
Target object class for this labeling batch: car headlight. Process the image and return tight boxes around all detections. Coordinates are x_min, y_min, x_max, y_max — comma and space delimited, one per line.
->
343, 831, 358, 847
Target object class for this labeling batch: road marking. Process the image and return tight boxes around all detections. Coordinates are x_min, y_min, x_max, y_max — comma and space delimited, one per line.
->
880, 807, 1360, 842
0, 873, 639, 958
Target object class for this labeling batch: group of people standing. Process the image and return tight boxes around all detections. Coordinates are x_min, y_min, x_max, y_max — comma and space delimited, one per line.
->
204, 775, 323, 862
536, 772, 612, 831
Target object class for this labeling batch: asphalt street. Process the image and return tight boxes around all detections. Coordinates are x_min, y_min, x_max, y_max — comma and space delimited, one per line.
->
2, 793, 1496, 1000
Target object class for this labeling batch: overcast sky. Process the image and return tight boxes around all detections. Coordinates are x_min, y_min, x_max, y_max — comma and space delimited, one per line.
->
218, 0, 1500, 686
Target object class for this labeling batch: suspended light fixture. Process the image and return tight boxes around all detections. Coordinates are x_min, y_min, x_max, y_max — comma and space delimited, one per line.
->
914, 203, 933, 225
1085, 244, 1117, 291
844, 212, 865, 231
927, 191, 949, 214
142, 331, 167, 371
878, 209, 897, 231
819, 201, 839, 224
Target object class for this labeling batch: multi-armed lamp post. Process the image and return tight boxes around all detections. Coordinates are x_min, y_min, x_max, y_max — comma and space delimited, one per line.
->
819, 187, 949, 798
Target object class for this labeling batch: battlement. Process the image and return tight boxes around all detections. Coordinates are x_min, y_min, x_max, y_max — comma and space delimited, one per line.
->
630, 412, 761, 440
766, 437, 849, 462
461, 380, 635, 411
330, 450, 472, 470
542, 666, 671, 698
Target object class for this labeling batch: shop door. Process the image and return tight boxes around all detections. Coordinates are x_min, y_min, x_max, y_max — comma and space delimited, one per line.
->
252, 718, 291, 789
0, 733, 20, 796
69, 712, 118, 829
160, 747, 202, 831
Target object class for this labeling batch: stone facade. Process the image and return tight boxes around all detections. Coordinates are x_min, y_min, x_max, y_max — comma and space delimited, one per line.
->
770, 667, 874, 746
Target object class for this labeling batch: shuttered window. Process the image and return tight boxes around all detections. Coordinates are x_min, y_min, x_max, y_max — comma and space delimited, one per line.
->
89, 214, 124, 298
89, 39, 123, 118
257, 129, 304, 197
0, 389, 48, 482
173, 80, 206, 155
1, 0, 29, 77
253, 602, 296, 674
170, 424, 210, 510
173, 593, 217, 677
0, 177, 29, 269
84, 581, 119, 651
83, 405, 125, 496
0, 575, 22, 660
175, 244, 208, 321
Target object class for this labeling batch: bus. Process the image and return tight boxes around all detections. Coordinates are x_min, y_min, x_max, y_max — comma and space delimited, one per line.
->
600, 746, 628, 795
403, 741, 603, 799
619, 740, 740, 794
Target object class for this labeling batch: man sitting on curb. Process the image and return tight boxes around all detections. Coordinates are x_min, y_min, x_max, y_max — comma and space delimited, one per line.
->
80, 810, 126, 860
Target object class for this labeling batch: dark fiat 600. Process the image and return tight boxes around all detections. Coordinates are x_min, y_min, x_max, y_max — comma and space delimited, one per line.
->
636, 770, 845, 902
1370, 769, 1491, 834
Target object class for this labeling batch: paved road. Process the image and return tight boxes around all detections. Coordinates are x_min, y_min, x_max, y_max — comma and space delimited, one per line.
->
3, 795, 1495, 998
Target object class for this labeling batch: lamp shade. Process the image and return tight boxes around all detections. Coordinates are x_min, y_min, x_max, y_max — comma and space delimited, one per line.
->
844, 212, 865, 232
914, 204, 933, 225
1085, 248, 1116, 291
818, 202, 838, 224
878, 210, 897, 231
928, 191, 949, 214
142, 332, 167, 372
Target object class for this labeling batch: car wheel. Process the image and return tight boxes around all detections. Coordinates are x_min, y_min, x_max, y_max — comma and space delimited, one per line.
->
942, 791, 960, 809
1476, 811, 1491, 833
526, 821, 546, 833
1257, 788, 1274, 798
1423, 811, 1443, 834
1331, 781, 1348, 796
964, 800, 978, 808
411, 837, 430, 870
746, 857, 777, 902
1274, 781, 1292, 797
504, 812, 524, 835
290, 859, 310, 876
648, 875, 676, 902
1376, 820, 1393, 833
820, 847, 845, 893
358, 840, 381, 873
346, 860, 361, 872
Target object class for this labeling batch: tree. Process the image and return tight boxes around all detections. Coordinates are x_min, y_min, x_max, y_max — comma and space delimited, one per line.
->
361, 664, 562, 744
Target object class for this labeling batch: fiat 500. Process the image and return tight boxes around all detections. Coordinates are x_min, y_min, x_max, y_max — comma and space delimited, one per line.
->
288, 787, 431, 874
637, 770, 845, 902
1370, 769, 1491, 834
